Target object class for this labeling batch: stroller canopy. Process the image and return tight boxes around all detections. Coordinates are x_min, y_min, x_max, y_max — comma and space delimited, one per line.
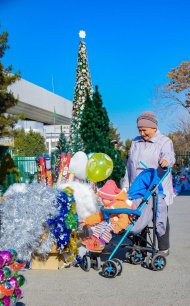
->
128, 168, 164, 200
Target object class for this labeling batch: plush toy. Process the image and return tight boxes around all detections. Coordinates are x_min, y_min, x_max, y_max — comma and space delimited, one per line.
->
57, 181, 99, 221
82, 180, 134, 252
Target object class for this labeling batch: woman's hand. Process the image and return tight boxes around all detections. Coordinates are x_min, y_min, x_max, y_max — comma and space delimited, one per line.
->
159, 159, 169, 168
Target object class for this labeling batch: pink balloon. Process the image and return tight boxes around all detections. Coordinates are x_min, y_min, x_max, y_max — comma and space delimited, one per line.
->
14, 288, 22, 300
7, 276, 18, 290
2, 296, 11, 306
0, 256, 5, 269
0, 270, 4, 282
0, 252, 12, 266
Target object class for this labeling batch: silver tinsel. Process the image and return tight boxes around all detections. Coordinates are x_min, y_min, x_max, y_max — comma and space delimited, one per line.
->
0, 183, 58, 261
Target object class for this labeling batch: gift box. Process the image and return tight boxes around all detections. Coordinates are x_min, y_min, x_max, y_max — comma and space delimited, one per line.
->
31, 253, 64, 270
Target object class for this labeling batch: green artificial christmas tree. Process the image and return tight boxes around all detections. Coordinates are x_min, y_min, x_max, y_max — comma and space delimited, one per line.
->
80, 86, 126, 186
69, 30, 93, 153
80, 86, 110, 153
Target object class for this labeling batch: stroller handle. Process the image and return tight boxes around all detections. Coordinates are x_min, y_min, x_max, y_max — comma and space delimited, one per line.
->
140, 160, 171, 181
100, 207, 141, 218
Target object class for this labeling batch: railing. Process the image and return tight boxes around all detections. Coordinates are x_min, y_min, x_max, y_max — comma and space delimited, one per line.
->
13, 156, 37, 175
175, 151, 190, 167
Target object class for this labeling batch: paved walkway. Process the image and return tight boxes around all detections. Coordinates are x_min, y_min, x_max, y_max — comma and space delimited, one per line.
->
18, 193, 190, 306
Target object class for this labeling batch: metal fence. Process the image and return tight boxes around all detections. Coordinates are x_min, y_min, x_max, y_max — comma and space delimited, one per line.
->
13, 156, 37, 176
175, 151, 190, 168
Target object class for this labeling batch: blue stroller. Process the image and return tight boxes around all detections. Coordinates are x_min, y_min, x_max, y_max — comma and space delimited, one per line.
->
80, 166, 170, 278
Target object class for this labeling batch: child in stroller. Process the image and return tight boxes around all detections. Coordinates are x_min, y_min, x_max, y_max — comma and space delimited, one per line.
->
81, 180, 135, 252
80, 167, 170, 277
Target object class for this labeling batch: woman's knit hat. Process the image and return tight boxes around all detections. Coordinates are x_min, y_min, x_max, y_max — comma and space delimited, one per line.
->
137, 111, 158, 128
98, 180, 121, 200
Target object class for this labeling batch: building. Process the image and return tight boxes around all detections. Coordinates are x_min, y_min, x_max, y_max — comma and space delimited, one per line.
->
2, 78, 73, 154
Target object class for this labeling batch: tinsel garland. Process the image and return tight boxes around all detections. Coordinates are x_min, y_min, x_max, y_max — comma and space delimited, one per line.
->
0, 183, 58, 261
47, 187, 79, 262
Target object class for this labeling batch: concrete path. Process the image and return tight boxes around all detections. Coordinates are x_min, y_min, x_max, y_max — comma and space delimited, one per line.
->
18, 192, 190, 306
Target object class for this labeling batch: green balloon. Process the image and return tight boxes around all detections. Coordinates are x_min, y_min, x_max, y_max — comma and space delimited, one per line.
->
10, 292, 17, 304
16, 274, 25, 287
0, 301, 5, 306
3, 267, 12, 279
86, 153, 113, 183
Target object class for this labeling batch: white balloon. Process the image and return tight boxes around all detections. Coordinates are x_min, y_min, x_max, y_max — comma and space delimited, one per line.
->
69, 151, 88, 180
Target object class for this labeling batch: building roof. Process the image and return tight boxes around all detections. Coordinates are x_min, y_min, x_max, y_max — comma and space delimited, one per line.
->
8, 78, 73, 125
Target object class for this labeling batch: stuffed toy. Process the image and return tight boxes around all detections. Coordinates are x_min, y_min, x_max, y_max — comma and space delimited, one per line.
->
82, 180, 134, 252
57, 181, 99, 221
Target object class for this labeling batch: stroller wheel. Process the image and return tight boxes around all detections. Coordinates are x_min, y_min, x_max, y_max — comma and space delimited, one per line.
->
130, 250, 145, 265
80, 255, 91, 272
151, 254, 166, 271
102, 260, 118, 278
125, 250, 132, 262
91, 256, 101, 271
112, 258, 123, 276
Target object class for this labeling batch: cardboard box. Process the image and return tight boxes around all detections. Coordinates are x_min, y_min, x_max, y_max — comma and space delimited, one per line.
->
31, 253, 64, 270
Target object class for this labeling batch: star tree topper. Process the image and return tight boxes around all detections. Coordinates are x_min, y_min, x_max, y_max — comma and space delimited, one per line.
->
79, 30, 86, 39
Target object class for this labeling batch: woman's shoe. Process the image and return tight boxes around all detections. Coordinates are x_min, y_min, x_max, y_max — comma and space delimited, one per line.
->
159, 249, 169, 256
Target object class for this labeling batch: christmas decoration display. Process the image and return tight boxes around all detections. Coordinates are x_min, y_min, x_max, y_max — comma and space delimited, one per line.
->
0, 178, 99, 266
47, 187, 79, 264
69, 30, 93, 153
44, 156, 53, 186
0, 249, 26, 305
36, 155, 53, 186
36, 156, 45, 184
57, 154, 71, 183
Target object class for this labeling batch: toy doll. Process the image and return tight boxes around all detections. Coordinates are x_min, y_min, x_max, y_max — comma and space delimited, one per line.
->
82, 180, 134, 252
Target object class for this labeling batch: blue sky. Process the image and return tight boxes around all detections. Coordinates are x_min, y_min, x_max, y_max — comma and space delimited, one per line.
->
1, 0, 190, 140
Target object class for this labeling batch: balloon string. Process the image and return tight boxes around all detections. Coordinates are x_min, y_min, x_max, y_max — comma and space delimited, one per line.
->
93, 183, 97, 193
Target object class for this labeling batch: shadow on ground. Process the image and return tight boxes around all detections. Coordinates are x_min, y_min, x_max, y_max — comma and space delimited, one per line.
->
178, 190, 190, 196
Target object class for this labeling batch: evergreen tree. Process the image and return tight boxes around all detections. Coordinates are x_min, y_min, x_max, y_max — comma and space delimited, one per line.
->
69, 31, 93, 153
0, 153, 19, 185
80, 86, 125, 186
13, 129, 47, 156
80, 87, 110, 153
55, 128, 70, 155
0, 29, 21, 137
79, 91, 97, 153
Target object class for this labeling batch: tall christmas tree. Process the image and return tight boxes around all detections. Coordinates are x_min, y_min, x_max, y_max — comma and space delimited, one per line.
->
69, 30, 93, 153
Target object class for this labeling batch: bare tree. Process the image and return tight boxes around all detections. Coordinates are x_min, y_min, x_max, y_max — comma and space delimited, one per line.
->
153, 61, 190, 115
